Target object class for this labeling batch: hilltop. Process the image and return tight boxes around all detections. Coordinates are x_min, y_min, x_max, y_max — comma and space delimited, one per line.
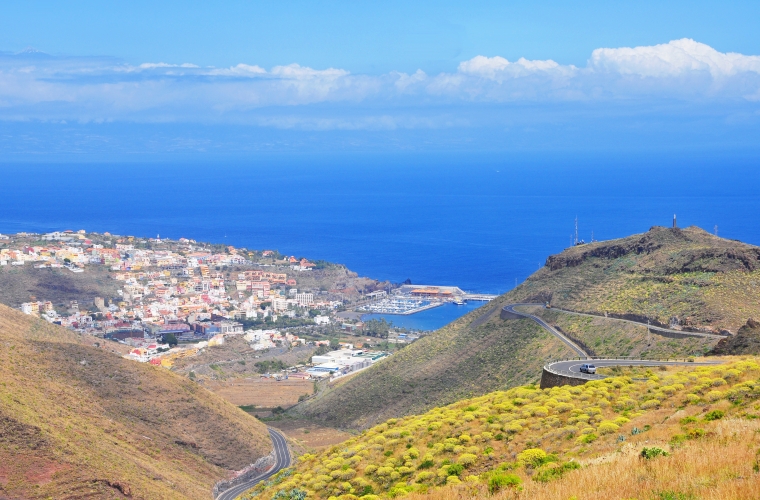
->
0, 304, 272, 499
294, 226, 759, 429
250, 358, 760, 500
515, 225, 760, 334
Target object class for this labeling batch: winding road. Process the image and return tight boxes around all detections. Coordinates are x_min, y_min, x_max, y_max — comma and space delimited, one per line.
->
545, 305, 725, 340
545, 358, 720, 381
216, 428, 291, 500
502, 303, 589, 357
502, 302, 722, 383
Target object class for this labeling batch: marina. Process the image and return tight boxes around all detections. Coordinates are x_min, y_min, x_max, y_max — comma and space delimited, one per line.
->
358, 298, 444, 315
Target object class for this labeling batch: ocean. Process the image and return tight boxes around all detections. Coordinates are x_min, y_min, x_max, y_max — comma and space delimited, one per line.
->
2, 152, 759, 329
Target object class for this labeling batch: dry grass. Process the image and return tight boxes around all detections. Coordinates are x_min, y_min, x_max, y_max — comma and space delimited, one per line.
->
205, 377, 314, 408
269, 420, 354, 453
0, 303, 272, 499
408, 418, 760, 499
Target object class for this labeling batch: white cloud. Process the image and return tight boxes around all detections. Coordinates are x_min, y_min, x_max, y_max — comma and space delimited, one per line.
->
458, 55, 566, 80
589, 38, 760, 78
0, 39, 759, 126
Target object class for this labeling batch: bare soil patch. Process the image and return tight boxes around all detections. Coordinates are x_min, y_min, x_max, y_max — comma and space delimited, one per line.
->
267, 419, 353, 452
204, 377, 313, 408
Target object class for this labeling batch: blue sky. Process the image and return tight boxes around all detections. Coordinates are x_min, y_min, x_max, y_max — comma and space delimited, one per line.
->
1, 1, 760, 157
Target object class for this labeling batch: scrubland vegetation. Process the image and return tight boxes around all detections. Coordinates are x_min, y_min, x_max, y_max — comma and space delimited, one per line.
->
248, 358, 760, 500
296, 226, 760, 431
527, 306, 717, 358
294, 314, 574, 429
513, 226, 760, 333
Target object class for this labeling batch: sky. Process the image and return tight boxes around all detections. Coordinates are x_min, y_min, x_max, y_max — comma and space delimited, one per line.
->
1, 1, 760, 157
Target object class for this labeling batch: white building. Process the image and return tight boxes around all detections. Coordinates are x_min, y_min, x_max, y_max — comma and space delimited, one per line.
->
314, 315, 330, 325
295, 292, 314, 307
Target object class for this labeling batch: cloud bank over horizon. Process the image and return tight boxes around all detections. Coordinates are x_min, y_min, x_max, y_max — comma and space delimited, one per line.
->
2, 38, 760, 157
1, 39, 760, 126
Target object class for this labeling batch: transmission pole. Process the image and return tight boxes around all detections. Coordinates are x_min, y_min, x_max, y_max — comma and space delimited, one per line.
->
574, 216, 578, 246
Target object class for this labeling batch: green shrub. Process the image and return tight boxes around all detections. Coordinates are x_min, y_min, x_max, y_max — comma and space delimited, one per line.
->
488, 473, 521, 493
704, 410, 725, 421
532, 461, 581, 483
641, 447, 669, 459
657, 491, 695, 500
446, 464, 464, 476
679, 416, 698, 425
417, 460, 434, 470
578, 433, 597, 444
687, 428, 705, 439
669, 434, 687, 447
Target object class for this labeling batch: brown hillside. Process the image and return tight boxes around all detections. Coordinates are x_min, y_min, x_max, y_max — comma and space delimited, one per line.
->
708, 318, 760, 355
0, 304, 271, 499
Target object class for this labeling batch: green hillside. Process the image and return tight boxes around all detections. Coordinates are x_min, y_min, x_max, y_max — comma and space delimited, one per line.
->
250, 358, 760, 500
294, 226, 757, 430
293, 305, 575, 430
0, 304, 272, 499
514, 225, 760, 334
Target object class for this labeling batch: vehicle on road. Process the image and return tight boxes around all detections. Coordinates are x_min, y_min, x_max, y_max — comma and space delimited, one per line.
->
580, 363, 596, 374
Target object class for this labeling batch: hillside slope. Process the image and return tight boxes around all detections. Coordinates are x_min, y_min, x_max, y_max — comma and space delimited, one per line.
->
709, 318, 760, 355
515, 225, 760, 333
0, 304, 271, 499
295, 226, 757, 430
293, 306, 575, 429
251, 358, 760, 500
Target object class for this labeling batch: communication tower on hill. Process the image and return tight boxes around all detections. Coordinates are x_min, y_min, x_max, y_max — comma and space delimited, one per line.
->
574, 216, 578, 245
673, 214, 677, 228
714, 225, 718, 236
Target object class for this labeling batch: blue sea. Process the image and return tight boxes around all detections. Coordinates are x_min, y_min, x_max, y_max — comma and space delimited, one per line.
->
2, 152, 759, 329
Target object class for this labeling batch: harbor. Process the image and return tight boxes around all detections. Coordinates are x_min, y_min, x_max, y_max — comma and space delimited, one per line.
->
355, 284, 498, 330
357, 285, 497, 316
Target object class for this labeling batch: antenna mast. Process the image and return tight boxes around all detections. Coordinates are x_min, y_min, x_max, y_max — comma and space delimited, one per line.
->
714, 225, 718, 236
574, 216, 578, 246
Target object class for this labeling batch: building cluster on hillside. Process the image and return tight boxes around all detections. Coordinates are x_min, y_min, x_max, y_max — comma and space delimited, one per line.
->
8, 230, 343, 343
3, 230, 415, 374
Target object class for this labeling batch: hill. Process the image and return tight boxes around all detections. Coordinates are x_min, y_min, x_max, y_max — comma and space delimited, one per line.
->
708, 318, 760, 355
248, 357, 760, 500
0, 303, 272, 499
294, 226, 753, 429
292, 305, 576, 429
514, 225, 760, 334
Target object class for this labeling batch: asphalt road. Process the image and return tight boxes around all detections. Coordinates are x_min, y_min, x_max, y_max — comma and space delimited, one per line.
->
515, 303, 724, 340
546, 358, 720, 381
216, 428, 291, 500
502, 303, 589, 357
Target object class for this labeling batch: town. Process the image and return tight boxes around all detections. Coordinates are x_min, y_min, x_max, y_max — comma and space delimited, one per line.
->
1, 230, 402, 380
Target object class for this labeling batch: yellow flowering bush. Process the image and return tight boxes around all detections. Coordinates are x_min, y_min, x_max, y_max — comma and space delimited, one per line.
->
243, 360, 760, 500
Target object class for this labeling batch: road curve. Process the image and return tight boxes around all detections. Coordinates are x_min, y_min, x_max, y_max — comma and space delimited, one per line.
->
546, 358, 721, 382
502, 303, 589, 357
513, 303, 724, 340
216, 428, 291, 500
